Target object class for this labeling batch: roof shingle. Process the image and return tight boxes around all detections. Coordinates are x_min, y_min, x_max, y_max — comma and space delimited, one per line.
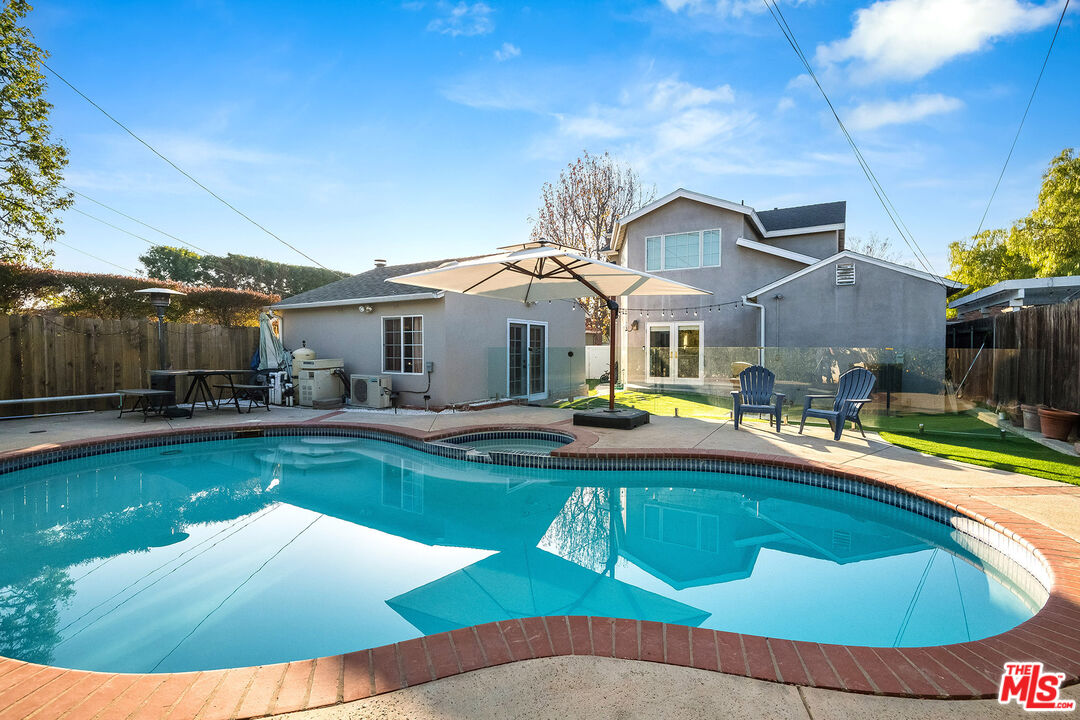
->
275, 257, 468, 306
756, 201, 846, 232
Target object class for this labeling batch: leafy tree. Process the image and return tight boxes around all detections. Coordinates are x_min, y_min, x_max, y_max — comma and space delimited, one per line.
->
948, 148, 1080, 295
529, 151, 655, 340
138, 246, 347, 297
0, 0, 72, 265
138, 245, 204, 284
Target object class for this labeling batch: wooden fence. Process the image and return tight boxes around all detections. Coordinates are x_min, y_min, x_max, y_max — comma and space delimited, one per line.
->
0, 314, 260, 417
948, 299, 1080, 411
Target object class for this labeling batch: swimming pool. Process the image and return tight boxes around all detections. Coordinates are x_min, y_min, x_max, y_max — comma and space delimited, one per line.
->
442, 430, 573, 455
0, 433, 1047, 674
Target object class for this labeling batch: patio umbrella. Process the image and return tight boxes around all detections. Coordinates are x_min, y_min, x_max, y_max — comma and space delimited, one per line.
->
257, 311, 291, 375
386, 546, 710, 635
389, 241, 711, 411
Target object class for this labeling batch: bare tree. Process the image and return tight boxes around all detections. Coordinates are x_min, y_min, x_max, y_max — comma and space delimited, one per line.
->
529, 151, 655, 339
846, 232, 902, 263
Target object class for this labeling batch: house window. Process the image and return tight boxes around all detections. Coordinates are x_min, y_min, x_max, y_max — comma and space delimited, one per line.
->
642, 503, 720, 552
835, 263, 856, 286
644, 229, 721, 271
383, 315, 423, 373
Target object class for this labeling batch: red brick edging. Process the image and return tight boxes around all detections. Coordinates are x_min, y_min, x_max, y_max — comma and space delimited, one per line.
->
2, 420, 1080, 719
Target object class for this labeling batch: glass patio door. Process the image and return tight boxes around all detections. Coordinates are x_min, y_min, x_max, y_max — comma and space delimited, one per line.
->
646, 322, 703, 384
508, 321, 547, 400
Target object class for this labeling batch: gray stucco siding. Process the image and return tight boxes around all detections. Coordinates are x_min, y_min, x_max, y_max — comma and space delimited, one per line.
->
278, 294, 584, 407
764, 230, 839, 260
755, 259, 945, 350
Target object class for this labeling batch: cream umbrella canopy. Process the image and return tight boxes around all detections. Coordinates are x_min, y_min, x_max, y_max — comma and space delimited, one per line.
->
388, 241, 711, 412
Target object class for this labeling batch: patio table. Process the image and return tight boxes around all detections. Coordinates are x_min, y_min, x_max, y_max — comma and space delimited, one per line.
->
150, 369, 253, 414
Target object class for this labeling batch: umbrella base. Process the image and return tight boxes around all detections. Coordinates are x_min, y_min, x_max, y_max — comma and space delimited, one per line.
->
573, 408, 650, 430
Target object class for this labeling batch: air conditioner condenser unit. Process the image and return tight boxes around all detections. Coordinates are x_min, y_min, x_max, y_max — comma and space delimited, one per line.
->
350, 374, 392, 409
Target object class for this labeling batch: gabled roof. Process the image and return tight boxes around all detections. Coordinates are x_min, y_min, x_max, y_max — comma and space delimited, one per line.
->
273, 257, 469, 309
743, 250, 965, 298
610, 188, 846, 251
735, 237, 818, 265
757, 201, 846, 232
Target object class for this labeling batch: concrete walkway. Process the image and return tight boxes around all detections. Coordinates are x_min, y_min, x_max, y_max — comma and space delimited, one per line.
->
2, 405, 1079, 719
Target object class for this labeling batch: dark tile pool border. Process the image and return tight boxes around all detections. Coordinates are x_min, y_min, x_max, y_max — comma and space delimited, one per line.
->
1, 420, 1079, 719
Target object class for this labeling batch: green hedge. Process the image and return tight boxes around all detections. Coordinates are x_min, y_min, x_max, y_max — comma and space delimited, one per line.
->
0, 263, 279, 326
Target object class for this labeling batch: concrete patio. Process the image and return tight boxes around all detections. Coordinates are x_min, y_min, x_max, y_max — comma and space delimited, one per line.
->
1, 404, 1078, 719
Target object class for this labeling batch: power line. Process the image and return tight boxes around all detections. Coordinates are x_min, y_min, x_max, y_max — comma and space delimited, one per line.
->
64, 185, 213, 255
42, 61, 333, 271
52, 238, 140, 275
760, 0, 946, 289
972, 0, 1071, 240
73, 208, 157, 247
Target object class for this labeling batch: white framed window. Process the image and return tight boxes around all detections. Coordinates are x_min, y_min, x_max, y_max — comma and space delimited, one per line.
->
382, 315, 424, 374
642, 503, 720, 552
645, 229, 721, 271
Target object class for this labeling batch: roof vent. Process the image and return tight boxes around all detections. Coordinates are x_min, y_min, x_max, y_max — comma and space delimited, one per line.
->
374, 259, 387, 268
835, 262, 855, 286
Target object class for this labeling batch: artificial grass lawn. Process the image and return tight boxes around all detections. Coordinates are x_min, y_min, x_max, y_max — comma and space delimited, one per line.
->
557, 391, 1080, 485
871, 413, 1080, 486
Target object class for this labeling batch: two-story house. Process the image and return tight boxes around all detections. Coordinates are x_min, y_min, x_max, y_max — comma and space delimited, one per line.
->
605, 189, 964, 387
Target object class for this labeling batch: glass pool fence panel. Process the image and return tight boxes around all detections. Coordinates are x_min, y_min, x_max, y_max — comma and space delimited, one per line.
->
484, 346, 587, 403
609, 345, 983, 429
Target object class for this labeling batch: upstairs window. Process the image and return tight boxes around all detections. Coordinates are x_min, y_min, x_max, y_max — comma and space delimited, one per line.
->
645, 229, 722, 271
383, 315, 423, 373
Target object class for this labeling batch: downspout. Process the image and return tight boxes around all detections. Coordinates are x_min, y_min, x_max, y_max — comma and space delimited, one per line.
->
742, 295, 765, 365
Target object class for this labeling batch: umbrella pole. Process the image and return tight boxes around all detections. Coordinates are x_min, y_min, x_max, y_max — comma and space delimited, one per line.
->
607, 297, 618, 412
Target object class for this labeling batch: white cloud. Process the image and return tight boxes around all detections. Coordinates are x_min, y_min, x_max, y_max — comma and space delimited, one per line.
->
661, 0, 812, 19
817, 0, 1064, 81
846, 93, 963, 131
646, 77, 734, 111
494, 42, 521, 61
776, 97, 796, 112
427, 2, 494, 37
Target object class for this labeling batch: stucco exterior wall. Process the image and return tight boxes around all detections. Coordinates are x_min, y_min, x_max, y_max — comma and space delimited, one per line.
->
763, 230, 840, 260
760, 259, 945, 350
615, 197, 806, 382
278, 294, 584, 407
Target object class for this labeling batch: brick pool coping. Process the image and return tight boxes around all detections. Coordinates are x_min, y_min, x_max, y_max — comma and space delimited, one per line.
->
1, 420, 1080, 719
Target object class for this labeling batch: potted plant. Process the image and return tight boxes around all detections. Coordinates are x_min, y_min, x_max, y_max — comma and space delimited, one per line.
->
1037, 406, 1079, 441
1021, 404, 1042, 432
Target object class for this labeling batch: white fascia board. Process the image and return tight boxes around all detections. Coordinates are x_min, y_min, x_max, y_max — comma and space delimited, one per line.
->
745, 250, 964, 299
735, 237, 817, 265
271, 292, 444, 310
762, 223, 845, 238
613, 189, 765, 250
947, 275, 1080, 309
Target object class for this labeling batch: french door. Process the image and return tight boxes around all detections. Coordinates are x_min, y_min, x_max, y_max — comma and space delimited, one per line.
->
508, 320, 547, 401
646, 322, 703, 384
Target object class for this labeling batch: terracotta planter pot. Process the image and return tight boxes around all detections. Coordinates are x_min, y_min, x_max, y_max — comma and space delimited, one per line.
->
1021, 404, 1042, 432
1038, 407, 1078, 441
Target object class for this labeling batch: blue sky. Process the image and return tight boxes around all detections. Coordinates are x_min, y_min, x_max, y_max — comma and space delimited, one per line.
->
29, 0, 1079, 279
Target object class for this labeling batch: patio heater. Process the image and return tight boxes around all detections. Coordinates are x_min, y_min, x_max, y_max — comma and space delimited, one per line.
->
134, 288, 186, 369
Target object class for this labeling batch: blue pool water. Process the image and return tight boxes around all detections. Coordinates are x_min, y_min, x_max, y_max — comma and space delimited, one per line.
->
0, 436, 1045, 673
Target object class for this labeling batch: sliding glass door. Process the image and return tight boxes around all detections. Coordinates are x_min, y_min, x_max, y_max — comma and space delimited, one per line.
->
646, 321, 703, 384
508, 320, 547, 401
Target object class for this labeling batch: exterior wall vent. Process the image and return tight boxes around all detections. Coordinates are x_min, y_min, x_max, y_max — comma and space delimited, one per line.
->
835, 262, 855, 286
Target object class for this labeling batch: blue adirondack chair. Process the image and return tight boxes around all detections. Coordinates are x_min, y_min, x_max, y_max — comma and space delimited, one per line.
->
731, 365, 785, 432
799, 367, 877, 441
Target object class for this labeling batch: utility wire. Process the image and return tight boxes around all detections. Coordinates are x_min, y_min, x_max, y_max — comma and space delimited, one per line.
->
52, 238, 139, 275
73, 208, 157, 247
42, 61, 333, 271
972, 0, 1071, 241
761, 0, 946, 289
63, 185, 213, 255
